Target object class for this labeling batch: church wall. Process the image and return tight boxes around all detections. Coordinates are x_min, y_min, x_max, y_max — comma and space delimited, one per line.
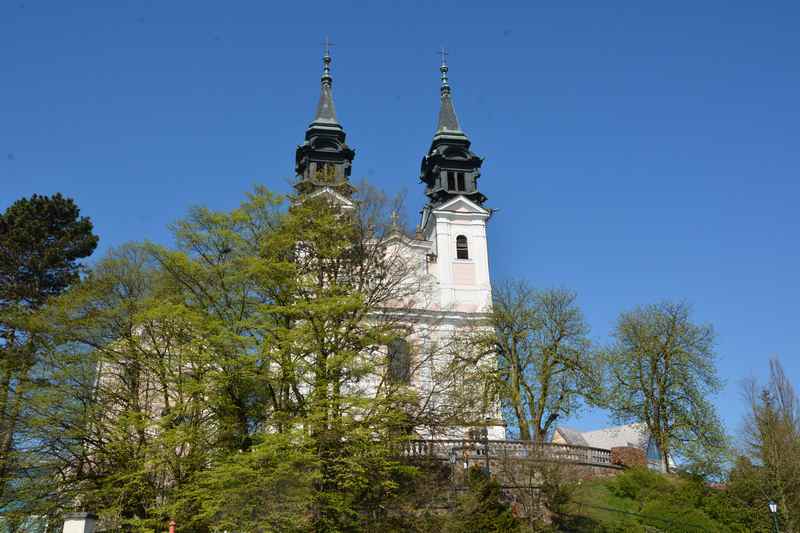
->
426, 205, 492, 314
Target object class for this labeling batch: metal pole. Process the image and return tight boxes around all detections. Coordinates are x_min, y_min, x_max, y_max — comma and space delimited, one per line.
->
769, 501, 780, 533
449, 447, 456, 508
482, 426, 490, 474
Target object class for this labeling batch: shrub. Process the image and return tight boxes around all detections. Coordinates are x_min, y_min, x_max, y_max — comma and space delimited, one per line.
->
608, 468, 671, 501
444, 466, 521, 533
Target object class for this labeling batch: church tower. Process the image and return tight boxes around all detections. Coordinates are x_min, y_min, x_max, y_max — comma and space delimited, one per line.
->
419, 59, 486, 207
294, 48, 356, 199
419, 57, 493, 313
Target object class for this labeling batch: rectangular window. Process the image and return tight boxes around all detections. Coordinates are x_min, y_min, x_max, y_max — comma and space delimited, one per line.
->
447, 171, 455, 190
388, 338, 411, 384
457, 172, 465, 191
456, 235, 469, 259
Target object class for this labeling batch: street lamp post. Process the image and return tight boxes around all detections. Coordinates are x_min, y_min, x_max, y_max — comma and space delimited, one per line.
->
768, 501, 779, 533
448, 448, 457, 506
480, 425, 490, 475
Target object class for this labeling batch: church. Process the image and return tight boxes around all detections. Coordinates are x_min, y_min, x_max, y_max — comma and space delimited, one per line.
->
293, 49, 506, 441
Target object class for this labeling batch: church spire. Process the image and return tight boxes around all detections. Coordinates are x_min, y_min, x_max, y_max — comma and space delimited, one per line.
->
435, 51, 465, 138
419, 52, 486, 207
295, 42, 355, 197
311, 39, 340, 128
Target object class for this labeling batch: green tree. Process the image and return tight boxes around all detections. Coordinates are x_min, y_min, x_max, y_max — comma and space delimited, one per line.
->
601, 301, 725, 473
445, 466, 521, 533
172, 430, 319, 532
478, 281, 596, 442
706, 457, 773, 533
244, 190, 426, 530
738, 358, 800, 532
12, 245, 214, 527
0, 193, 98, 506
571, 468, 756, 532
22, 186, 446, 531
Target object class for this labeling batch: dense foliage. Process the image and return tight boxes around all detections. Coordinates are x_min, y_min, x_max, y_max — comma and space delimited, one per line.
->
601, 302, 726, 473
0, 193, 98, 513
738, 358, 800, 532
8, 187, 473, 531
483, 282, 598, 443
445, 466, 520, 533
1, 186, 797, 532
565, 467, 784, 532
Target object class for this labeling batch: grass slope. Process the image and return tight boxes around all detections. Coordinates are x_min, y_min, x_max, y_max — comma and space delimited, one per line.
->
560, 468, 747, 532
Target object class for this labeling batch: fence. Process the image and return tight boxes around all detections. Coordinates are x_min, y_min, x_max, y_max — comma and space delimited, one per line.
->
400, 439, 620, 470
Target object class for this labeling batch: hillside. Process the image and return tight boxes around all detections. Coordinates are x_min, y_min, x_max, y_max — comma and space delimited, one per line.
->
554, 468, 769, 533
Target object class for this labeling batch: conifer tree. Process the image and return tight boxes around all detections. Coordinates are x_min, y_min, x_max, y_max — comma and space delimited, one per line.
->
0, 193, 97, 508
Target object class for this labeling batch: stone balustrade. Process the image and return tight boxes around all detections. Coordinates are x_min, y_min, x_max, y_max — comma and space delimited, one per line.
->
400, 439, 620, 470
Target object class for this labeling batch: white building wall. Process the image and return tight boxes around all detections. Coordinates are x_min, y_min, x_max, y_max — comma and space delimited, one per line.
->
405, 195, 504, 440
425, 200, 492, 313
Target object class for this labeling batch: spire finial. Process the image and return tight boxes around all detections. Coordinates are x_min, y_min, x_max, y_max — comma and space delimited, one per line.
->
434, 47, 462, 135
439, 47, 450, 96
310, 38, 340, 126
321, 37, 334, 88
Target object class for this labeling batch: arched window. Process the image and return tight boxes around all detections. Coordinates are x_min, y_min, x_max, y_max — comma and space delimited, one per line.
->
456, 235, 469, 260
387, 338, 411, 384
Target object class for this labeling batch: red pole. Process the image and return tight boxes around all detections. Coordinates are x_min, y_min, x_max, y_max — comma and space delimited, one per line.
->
169, 520, 176, 533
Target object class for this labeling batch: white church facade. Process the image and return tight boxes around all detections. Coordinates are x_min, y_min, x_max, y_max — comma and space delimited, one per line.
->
293, 50, 506, 441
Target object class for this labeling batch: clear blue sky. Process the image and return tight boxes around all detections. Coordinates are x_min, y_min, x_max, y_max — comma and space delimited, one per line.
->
2, 1, 799, 438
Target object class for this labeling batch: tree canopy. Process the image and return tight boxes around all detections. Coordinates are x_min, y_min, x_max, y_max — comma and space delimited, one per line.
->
479, 281, 597, 442
13, 186, 473, 531
0, 193, 98, 510
4, 187, 795, 533
601, 301, 726, 473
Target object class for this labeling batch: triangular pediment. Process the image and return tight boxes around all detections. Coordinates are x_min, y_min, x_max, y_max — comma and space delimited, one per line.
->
434, 195, 490, 216
302, 187, 355, 209
384, 230, 432, 250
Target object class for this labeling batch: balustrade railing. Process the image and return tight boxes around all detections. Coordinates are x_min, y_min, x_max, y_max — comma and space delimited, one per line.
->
400, 439, 619, 469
